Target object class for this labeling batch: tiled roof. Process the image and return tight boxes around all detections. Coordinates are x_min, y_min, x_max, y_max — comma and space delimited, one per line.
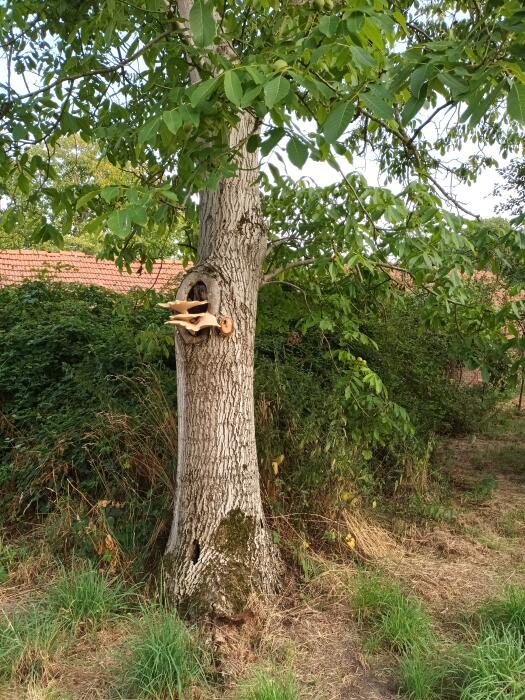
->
0, 249, 185, 294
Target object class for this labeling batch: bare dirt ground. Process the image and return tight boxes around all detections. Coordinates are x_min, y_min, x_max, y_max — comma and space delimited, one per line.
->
2, 402, 525, 699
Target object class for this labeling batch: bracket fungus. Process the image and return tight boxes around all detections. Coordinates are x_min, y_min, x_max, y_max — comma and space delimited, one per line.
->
158, 300, 234, 337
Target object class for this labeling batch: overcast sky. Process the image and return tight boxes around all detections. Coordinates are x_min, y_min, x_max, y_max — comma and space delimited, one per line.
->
1, 60, 509, 219
271, 137, 506, 219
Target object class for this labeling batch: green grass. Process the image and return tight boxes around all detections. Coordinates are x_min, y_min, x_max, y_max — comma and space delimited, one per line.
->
398, 651, 447, 700
399, 627, 525, 700
480, 408, 525, 440
116, 606, 206, 699
498, 507, 525, 538
399, 587, 525, 700
0, 539, 31, 583
405, 494, 457, 523
0, 605, 60, 683
473, 444, 525, 476
351, 571, 435, 654
458, 624, 525, 700
461, 474, 497, 505
43, 563, 132, 633
475, 586, 525, 636
236, 672, 299, 700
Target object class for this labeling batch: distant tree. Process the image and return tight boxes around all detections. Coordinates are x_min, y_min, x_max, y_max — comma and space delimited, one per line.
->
495, 158, 525, 220
0, 136, 187, 263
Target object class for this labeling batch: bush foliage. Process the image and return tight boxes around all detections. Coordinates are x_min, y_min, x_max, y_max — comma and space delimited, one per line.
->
0, 280, 502, 569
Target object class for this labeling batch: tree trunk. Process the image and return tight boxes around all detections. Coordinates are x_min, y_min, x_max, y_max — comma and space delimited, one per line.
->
164, 112, 279, 616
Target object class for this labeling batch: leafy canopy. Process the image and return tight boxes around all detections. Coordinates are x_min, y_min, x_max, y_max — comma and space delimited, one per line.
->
1, 0, 525, 262
2, 0, 525, 378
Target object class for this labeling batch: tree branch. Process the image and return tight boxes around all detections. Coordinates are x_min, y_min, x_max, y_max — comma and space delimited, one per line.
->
12, 31, 172, 101
262, 257, 315, 283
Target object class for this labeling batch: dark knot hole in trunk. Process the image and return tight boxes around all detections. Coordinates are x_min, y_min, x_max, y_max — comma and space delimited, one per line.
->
191, 539, 201, 564
187, 281, 209, 315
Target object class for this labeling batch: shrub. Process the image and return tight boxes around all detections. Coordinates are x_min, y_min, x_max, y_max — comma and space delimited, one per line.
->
0, 280, 504, 563
0, 281, 176, 569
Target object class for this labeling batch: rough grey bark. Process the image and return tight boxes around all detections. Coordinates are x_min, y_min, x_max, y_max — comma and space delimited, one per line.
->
164, 111, 279, 616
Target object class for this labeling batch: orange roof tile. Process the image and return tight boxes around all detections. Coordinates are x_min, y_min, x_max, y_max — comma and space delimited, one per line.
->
0, 249, 185, 294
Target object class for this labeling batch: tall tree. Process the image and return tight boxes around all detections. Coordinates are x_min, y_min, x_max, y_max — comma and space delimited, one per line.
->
2, 0, 525, 614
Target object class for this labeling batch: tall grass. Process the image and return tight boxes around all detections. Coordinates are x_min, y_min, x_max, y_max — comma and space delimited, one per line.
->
0, 563, 132, 685
116, 606, 206, 699
0, 606, 60, 683
351, 571, 435, 654
400, 587, 525, 700
475, 586, 525, 635
43, 562, 132, 633
458, 624, 525, 700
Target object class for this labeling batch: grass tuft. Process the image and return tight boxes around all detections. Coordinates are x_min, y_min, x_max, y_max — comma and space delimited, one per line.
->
0, 606, 60, 683
43, 562, 131, 633
351, 571, 435, 654
236, 672, 298, 700
398, 651, 444, 700
458, 624, 525, 700
116, 606, 206, 699
475, 586, 525, 635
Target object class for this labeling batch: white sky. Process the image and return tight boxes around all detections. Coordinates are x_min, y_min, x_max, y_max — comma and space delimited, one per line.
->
1, 62, 509, 219
272, 139, 506, 219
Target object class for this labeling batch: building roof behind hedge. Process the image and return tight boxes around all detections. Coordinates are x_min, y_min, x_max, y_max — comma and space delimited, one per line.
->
0, 249, 185, 294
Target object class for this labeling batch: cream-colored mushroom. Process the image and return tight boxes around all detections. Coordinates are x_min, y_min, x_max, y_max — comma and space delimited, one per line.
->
157, 300, 208, 313
165, 311, 221, 335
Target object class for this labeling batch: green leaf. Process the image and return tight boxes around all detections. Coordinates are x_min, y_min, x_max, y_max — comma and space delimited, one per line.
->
318, 15, 339, 37
350, 46, 376, 70
108, 209, 132, 237
224, 70, 243, 106
128, 204, 147, 226
188, 0, 216, 47
323, 101, 355, 143
361, 92, 394, 121
138, 117, 159, 145
410, 64, 433, 100
35, 222, 63, 245
162, 109, 182, 135
508, 82, 525, 123
76, 190, 99, 210
190, 77, 219, 107
246, 134, 260, 152
241, 84, 262, 108
263, 76, 290, 109
17, 173, 30, 195
260, 127, 285, 156
100, 186, 120, 203
401, 95, 425, 124
286, 137, 308, 168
